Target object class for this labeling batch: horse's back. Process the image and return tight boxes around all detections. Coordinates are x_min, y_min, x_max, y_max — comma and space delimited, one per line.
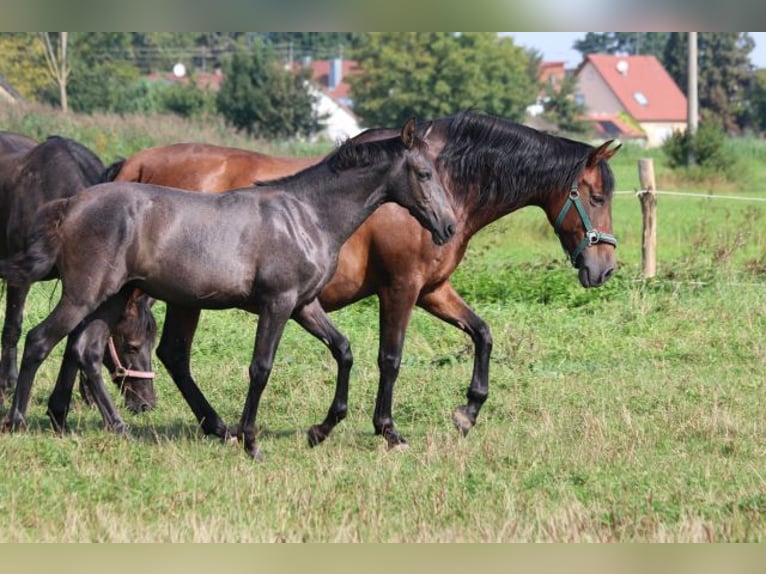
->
112, 142, 321, 192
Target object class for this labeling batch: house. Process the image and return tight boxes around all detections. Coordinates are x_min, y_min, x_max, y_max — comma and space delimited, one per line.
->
574, 54, 688, 147
305, 58, 362, 142
149, 58, 362, 142
525, 60, 568, 119
538, 61, 566, 94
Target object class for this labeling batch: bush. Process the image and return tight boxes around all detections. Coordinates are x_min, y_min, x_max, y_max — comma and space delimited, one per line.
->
159, 81, 216, 118
662, 122, 740, 180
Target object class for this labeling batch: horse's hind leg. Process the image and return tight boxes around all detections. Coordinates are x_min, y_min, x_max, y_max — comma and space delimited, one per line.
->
292, 299, 353, 447
2, 297, 96, 431
156, 304, 229, 439
47, 293, 132, 434
0, 283, 30, 407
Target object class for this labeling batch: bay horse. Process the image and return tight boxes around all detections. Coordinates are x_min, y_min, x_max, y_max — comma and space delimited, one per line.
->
0, 133, 157, 423
100, 111, 621, 449
0, 118, 457, 460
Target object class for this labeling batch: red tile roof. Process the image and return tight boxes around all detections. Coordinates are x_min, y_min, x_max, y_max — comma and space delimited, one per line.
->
582, 54, 687, 122
309, 59, 359, 100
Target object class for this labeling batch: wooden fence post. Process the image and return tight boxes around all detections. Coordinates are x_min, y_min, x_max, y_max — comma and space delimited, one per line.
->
638, 158, 657, 278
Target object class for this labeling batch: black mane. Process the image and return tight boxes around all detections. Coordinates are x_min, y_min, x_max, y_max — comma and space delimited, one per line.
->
254, 135, 412, 188
437, 111, 614, 206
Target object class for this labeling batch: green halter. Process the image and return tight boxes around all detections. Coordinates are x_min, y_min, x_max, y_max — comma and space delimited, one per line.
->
553, 182, 617, 267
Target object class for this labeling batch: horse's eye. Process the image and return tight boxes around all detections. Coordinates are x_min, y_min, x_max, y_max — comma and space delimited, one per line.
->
591, 194, 605, 206
417, 170, 431, 181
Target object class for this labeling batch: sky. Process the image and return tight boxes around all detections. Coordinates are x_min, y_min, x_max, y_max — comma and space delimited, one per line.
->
507, 32, 766, 69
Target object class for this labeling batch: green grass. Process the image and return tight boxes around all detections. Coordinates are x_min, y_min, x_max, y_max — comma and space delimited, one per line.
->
1, 107, 765, 541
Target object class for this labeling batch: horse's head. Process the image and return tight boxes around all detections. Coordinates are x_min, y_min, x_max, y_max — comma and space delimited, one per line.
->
389, 117, 456, 246
108, 290, 158, 413
550, 139, 621, 288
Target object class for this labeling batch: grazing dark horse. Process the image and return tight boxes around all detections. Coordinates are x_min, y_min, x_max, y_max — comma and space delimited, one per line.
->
0, 133, 157, 421
0, 118, 457, 459
102, 111, 621, 448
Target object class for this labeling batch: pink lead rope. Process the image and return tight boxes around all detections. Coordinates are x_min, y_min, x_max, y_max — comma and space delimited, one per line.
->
107, 337, 155, 380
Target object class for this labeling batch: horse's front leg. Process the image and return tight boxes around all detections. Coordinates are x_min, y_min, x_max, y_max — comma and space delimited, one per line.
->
238, 302, 292, 461
291, 299, 353, 447
373, 284, 419, 449
417, 281, 492, 436
47, 293, 132, 434
156, 304, 229, 439
0, 283, 30, 407
2, 298, 96, 432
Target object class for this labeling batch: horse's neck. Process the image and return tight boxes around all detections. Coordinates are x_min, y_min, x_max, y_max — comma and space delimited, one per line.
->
455, 182, 545, 239
285, 164, 389, 246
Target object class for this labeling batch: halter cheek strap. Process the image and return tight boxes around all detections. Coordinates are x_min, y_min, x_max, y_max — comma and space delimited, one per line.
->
553, 182, 617, 267
107, 337, 155, 381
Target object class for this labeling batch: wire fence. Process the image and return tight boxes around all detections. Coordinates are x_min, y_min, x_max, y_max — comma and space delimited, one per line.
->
614, 189, 766, 202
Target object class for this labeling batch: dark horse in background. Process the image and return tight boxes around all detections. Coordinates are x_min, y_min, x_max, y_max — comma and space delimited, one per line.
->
102, 111, 621, 449
0, 133, 157, 423
0, 119, 457, 459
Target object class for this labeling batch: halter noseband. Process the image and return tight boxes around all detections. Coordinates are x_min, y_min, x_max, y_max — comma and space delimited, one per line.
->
107, 337, 155, 381
553, 182, 617, 267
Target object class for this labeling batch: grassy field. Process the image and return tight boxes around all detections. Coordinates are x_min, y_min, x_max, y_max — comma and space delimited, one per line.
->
0, 107, 765, 541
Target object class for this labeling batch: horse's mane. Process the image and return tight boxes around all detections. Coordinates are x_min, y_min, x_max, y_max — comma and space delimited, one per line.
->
254, 134, 417, 188
101, 158, 126, 183
437, 111, 615, 206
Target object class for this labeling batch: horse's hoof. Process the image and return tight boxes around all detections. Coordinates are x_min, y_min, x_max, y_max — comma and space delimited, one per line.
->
307, 425, 327, 448
379, 425, 408, 450
1, 413, 25, 433
389, 441, 409, 453
452, 406, 474, 437
47, 412, 68, 434
222, 429, 239, 448
245, 443, 264, 462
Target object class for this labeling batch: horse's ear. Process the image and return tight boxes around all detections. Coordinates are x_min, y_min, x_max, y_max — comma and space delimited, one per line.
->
421, 121, 434, 141
587, 139, 622, 167
123, 288, 153, 318
401, 117, 417, 149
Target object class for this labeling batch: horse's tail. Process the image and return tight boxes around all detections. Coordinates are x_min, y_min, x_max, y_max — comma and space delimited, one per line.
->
0, 198, 69, 286
101, 158, 125, 183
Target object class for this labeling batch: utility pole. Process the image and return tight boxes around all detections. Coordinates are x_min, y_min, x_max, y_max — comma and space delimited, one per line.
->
687, 32, 699, 166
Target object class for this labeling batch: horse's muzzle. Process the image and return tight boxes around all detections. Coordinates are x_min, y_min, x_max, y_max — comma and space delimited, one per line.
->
432, 220, 457, 246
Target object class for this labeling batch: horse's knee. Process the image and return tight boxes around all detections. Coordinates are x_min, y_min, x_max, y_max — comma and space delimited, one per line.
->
332, 337, 353, 370
1, 319, 23, 346
472, 319, 493, 353
377, 350, 401, 378
21, 332, 52, 366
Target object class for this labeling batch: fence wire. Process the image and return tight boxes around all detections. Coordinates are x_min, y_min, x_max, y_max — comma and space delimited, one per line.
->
614, 190, 766, 202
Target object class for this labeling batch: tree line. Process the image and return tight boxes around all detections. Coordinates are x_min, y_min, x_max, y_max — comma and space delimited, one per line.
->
1, 32, 764, 139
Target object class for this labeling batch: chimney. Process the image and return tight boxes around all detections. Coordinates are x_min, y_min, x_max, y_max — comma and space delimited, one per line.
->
328, 58, 343, 90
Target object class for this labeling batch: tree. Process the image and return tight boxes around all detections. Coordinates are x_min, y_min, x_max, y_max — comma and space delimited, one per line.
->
664, 33, 755, 133
52, 33, 142, 114
216, 41, 321, 139
746, 69, 766, 133
574, 32, 670, 61
0, 33, 51, 100
349, 33, 537, 127
40, 32, 69, 112
261, 33, 362, 60
541, 73, 588, 134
